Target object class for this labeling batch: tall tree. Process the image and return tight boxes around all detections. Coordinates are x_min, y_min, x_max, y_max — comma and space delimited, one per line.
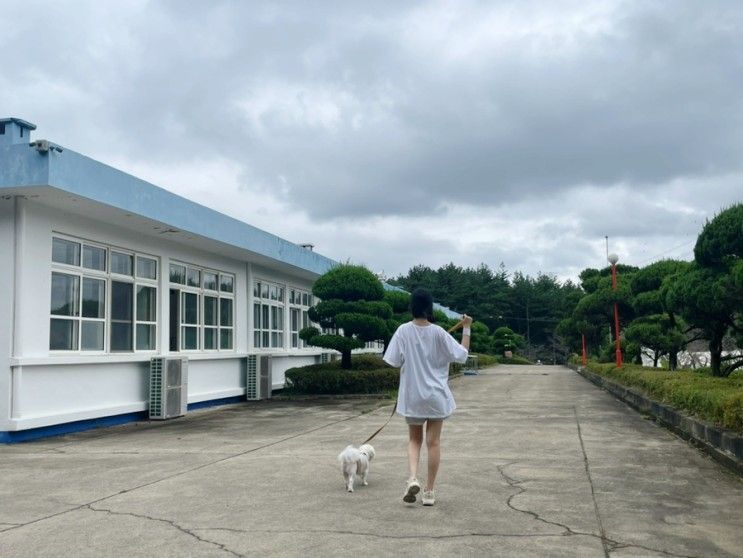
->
664, 204, 743, 376
300, 265, 391, 369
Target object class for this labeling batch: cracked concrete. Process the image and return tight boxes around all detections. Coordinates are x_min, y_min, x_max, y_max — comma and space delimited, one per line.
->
1, 365, 741, 557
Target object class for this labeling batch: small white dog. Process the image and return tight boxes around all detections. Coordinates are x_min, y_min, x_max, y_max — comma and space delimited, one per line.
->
337, 444, 375, 492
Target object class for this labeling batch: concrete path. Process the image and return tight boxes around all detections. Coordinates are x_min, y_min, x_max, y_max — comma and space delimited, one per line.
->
1, 365, 741, 557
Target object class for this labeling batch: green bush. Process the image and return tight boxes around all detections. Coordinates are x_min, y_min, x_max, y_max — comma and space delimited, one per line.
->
584, 361, 743, 432
497, 355, 533, 365
472, 353, 498, 367
285, 355, 398, 394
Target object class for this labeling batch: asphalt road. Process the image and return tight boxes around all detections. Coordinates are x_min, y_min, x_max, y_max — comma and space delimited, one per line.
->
1, 365, 741, 557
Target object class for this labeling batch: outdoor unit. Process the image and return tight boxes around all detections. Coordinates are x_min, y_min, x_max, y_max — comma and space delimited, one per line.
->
246, 355, 272, 400
149, 357, 188, 420
320, 352, 330, 364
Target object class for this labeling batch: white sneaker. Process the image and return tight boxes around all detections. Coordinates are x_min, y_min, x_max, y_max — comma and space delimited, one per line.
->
403, 478, 421, 503
422, 490, 435, 506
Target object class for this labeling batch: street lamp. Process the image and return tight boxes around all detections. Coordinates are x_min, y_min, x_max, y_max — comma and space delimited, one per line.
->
608, 253, 623, 367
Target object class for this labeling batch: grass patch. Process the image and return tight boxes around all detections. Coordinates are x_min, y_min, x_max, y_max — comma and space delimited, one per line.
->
583, 361, 743, 433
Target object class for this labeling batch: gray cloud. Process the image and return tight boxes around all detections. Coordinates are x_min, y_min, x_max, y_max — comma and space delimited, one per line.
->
1, 1, 741, 280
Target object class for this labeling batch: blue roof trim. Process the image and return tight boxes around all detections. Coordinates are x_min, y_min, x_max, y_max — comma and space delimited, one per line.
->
0, 117, 37, 130
0, 142, 337, 275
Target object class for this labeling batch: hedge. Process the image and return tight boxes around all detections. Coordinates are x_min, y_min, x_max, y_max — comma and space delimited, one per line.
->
284, 354, 462, 394
284, 355, 396, 394
496, 355, 533, 365
581, 360, 743, 433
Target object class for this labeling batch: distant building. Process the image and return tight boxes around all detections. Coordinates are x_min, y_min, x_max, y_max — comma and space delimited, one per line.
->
0, 118, 338, 441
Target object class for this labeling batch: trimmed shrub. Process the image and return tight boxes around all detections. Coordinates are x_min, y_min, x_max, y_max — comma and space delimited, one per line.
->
583, 361, 743, 432
285, 355, 398, 394
497, 355, 533, 365
472, 353, 499, 367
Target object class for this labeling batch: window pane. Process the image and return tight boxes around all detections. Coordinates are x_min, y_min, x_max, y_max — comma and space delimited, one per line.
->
271, 306, 278, 329
270, 285, 277, 300
110, 251, 133, 275
111, 281, 133, 320
51, 273, 80, 316
220, 298, 233, 327
187, 267, 201, 287
292, 333, 298, 348
302, 293, 309, 306
291, 308, 298, 331
204, 296, 218, 326
137, 286, 156, 322
52, 237, 80, 266
111, 281, 133, 351
253, 303, 261, 328
262, 305, 269, 329
136, 324, 156, 350
50, 319, 78, 350
170, 264, 186, 284
82, 278, 105, 318
254, 331, 261, 347
204, 272, 218, 291
276, 308, 283, 329
220, 274, 234, 293
262, 331, 269, 347
136, 257, 158, 280
261, 283, 269, 298
220, 328, 233, 350
182, 292, 198, 324
278, 288, 284, 302
204, 327, 217, 350
82, 245, 106, 271
182, 326, 198, 350
81, 321, 104, 351
271, 332, 278, 347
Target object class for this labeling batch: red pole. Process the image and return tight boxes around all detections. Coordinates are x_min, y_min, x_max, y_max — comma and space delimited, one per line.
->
581, 333, 587, 366
611, 263, 622, 368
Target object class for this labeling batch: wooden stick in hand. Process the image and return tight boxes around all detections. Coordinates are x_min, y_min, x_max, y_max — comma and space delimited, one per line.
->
447, 318, 466, 333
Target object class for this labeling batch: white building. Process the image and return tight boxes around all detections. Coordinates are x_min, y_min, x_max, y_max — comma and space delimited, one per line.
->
0, 117, 338, 442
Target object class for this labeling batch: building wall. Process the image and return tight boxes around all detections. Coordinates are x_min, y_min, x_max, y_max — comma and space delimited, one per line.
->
0, 198, 15, 430
3, 198, 323, 433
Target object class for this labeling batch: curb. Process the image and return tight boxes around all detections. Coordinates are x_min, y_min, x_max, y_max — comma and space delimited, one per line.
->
570, 364, 743, 476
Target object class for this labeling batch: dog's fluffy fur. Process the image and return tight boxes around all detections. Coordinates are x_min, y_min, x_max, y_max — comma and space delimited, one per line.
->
337, 444, 375, 492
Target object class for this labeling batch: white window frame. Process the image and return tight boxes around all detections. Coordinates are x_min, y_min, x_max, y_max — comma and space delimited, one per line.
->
49, 234, 159, 354
289, 287, 313, 349
169, 262, 235, 353
253, 279, 285, 350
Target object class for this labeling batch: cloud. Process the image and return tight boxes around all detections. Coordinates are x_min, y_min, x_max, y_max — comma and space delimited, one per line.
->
1, 0, 741, 280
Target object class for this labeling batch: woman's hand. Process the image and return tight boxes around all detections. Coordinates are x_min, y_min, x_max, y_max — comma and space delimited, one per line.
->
462, 314, 473, 327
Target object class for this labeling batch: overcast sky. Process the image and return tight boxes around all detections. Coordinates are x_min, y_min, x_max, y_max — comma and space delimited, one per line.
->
2, 1, 741, 282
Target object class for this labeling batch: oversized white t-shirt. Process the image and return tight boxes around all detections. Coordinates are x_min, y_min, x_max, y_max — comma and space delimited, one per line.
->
383, 321, 468, 419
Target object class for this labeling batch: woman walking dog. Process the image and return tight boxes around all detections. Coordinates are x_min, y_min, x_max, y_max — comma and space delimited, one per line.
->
383, 288, 471, 505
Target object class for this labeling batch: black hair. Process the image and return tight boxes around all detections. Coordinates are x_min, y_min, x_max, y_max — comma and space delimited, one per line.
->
410, 288, 434, 320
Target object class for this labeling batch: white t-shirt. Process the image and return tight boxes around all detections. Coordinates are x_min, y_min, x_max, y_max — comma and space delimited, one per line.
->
383, 321, 468, 419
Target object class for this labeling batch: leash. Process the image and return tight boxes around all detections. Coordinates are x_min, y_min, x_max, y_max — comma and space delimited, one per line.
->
361, 316, 467, 446
361, 401, 397, 445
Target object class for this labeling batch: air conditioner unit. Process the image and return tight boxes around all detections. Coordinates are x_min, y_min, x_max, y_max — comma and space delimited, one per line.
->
246, 355, 272, 400
320, 352, 330, 364
149, 357, 188, 420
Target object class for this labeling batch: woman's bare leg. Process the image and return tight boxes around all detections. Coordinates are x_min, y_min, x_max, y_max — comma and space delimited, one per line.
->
408, 424, 423, 479
425, 420, 444, 490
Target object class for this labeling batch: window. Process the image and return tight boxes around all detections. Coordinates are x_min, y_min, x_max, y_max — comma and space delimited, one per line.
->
289, 288, 312, 349
253, 280, 285, 349
49, 236, 158, 353
169, 262, 234, 352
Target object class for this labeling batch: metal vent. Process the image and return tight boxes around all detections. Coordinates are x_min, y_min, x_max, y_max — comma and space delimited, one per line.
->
150, 357, 188, 419
246, 355, 258, 400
